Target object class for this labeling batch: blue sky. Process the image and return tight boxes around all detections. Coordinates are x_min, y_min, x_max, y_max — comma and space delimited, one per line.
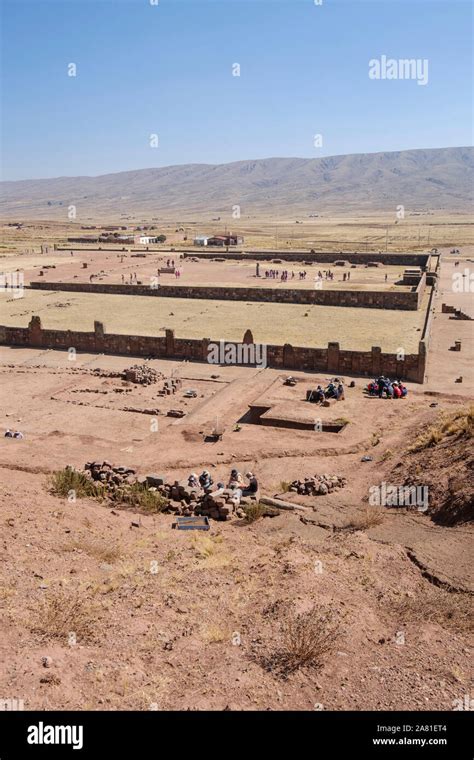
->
1, 0, 472, 180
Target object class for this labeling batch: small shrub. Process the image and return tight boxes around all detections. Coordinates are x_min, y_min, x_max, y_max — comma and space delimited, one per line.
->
49, 468, 105, 500
112, 483, 168, 513
260, 609, 339, 677
279, 481, 291, 493
341, 506, 385, 532
243, 502, 267, 523
31, 589, 98, 643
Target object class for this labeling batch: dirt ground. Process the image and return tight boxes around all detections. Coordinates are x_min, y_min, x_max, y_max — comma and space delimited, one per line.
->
0, 247, 472, 712
1, 211, 472, 252
2, 247, 412, 292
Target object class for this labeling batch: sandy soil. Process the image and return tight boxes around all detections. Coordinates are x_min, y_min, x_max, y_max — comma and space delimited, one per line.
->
0, 248, 472, 712
1, 248, 411, 292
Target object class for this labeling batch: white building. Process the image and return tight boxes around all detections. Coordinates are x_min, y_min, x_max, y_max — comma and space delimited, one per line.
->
194, 235, 210, 246
136, 235, 156, 245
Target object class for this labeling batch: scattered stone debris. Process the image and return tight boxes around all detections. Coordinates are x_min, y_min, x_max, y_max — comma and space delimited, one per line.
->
167, 409, 185, 418
361, 455, 373, 462
122, 406, 160, 415
121, 364, 162, 385
158, 377, 182, 396
287, 474, 347, 496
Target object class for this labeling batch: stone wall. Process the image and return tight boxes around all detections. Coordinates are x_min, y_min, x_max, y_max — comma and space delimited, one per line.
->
183, 251, 432, 267
0, 317, 427, 382
415, 272, 427, 308
29, 281, 423, 310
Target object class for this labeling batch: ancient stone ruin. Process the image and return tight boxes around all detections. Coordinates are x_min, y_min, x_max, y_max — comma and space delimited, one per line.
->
80, 463, 259, 521
287, 474, 347, 496
121, 364, 162, 385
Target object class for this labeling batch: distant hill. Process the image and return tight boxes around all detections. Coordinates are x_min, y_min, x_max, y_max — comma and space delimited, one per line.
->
1, 147, 472, 219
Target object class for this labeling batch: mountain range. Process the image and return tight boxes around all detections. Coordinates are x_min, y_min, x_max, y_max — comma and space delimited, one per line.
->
1, 147, 472, 219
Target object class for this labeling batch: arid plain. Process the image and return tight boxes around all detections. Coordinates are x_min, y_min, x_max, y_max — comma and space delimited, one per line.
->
0, 213, 472, 711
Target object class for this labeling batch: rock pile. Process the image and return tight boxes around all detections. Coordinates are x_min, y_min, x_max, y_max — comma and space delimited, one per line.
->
84, 461, 137, 490
122, 365, 161, 385
143, 478, 257, 521
288, 474, 347, 496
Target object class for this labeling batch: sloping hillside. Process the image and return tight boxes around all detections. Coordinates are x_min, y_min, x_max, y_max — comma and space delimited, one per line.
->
393, 405, 474, 526
1, 147, 472, 219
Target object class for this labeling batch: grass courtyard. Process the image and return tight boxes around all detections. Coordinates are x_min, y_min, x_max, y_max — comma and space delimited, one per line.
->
0, 288, 429, 352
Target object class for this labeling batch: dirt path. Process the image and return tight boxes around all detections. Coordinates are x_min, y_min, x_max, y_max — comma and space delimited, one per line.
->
425, 249, 474, 395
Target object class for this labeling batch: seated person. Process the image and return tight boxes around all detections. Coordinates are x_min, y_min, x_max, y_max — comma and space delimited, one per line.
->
393, 382, 402, 399
325, 382, 336, 398
242, 471, 259, 496
385, 382, 394, 398
199, 470, 214, 489
400, 384, 408, 398
227, 468, 244, 487
188, 472, 199, 488
336, 383, 345, 400
315, 385, 325, 403
4, 429, 13, 438
13, 431, 24, 439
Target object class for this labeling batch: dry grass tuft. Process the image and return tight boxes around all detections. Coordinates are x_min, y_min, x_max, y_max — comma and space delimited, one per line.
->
392, 590, 473, 633
31, 588, 98, 643
192, 534, 223, 558
63, 537, 122, 563
341, 506, 385, 532
258, 609, 340, 678
408, 405, 474, 453
201, 623, 232, 644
